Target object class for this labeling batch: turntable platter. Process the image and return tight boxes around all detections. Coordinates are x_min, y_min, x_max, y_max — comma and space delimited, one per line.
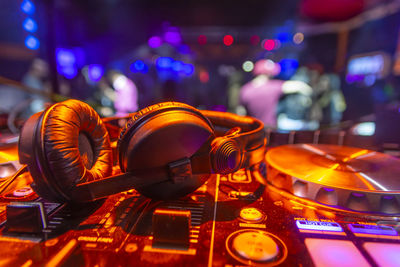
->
266, 144, 400, 214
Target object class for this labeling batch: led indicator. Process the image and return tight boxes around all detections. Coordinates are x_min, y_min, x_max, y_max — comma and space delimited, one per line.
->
296, 220, 343, 232
348, 224, 397, 236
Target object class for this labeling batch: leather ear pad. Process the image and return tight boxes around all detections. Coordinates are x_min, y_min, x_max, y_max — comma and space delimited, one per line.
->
118, 102, 215, 199
19, 100, 113, 202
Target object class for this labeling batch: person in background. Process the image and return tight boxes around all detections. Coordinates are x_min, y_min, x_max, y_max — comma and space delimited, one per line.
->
21, 58, 50, 115
109, 71, 138, 116
240, 59, 312, 129
314, 73, 346, 125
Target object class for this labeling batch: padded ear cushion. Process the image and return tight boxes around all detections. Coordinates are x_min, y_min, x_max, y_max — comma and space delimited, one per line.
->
20, 100, 113, 202
118, 102, 215, 199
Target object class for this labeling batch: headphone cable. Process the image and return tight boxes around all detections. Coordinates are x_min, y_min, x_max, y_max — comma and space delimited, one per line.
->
0, 165, 28, 195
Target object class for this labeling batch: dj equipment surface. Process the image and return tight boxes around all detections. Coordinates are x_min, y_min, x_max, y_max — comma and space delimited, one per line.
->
0, 144, 400, 266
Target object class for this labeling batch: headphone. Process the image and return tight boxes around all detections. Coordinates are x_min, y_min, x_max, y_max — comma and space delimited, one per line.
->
18, 99, 266, 203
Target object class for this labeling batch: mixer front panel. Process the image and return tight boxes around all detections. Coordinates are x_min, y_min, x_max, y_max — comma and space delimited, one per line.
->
0, 163, 399, 266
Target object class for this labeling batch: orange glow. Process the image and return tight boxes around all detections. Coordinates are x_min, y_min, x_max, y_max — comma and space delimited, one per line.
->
342, 149, 369, 162
153, 209, 191, 217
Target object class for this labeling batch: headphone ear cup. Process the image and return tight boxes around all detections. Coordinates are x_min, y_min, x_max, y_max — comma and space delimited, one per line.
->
118, 102, 215, 199
18, 100, 113, 202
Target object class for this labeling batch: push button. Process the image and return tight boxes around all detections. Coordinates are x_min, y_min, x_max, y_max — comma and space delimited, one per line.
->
239, 207, 264, 222
232, 231, 279, 261
226, 229, 287, 265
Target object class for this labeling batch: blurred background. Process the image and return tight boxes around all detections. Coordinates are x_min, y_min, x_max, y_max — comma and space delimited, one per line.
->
0, 0, 399, 142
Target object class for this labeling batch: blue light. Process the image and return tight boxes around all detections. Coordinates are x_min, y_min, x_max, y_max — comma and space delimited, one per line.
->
141, 64, 149, 74
88, 64, 104, 82
56, 48, 76, 67
130, 60, 149, 73
183, 64, 194, 76
279, 58, 299, 79
156, 57, 173, 69
21, 0, 35, 15
25, 35, 40, 50
276, 32, 291, 43
178, 44, 190, 54
296, 220, 343, 232
23, 18, 37, 33
349, 224, 397, 236
134, 60, 145, 71
172, 61, 183, 72
59, 66, 78, 79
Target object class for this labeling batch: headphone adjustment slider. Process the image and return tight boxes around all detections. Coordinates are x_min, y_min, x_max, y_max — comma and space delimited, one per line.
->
168, 157, 192, 184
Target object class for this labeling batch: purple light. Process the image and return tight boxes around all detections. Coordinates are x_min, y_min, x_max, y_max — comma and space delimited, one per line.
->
322, 187, 334, 192
364, 242, 400, 267
148, 36, 162, 48
88, 64, 104, 82
305, 239, 370, 267
164, 28, 181, 45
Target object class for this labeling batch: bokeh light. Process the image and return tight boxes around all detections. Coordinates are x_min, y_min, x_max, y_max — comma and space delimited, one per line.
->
183, 64, 194, 76
293, 32, 304, 44
223, 35, 234, 46
262, 39, 275, 51
164, 30, 181, 45
88, 64, 104, 82
156, 57, 173, 69
23, 18, 37, 33
21, 0, 35, 15
250, 35, 260, 45
198, 35, 207, 45
148, 36, 162, 48
199, 70, 210, 83
242, 61, 254, 72
56, 48, 76, 66
25, 35, 40, 50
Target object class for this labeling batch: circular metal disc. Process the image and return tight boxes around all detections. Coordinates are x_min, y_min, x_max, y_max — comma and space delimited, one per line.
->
266, 144, 400, 214
267, 144, 400, 192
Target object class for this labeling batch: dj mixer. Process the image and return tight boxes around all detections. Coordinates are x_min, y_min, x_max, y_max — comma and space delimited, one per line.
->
0, 143, 399, 266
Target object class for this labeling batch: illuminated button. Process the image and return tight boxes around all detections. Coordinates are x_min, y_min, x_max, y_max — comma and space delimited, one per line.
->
232, 231, 279, 261
305, 239, 370, 267
348, 224, 397, 236
296, 220, 343, 232
239, 207, 264, 222
363, 242, 400, 267
13, 187, 33, 197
